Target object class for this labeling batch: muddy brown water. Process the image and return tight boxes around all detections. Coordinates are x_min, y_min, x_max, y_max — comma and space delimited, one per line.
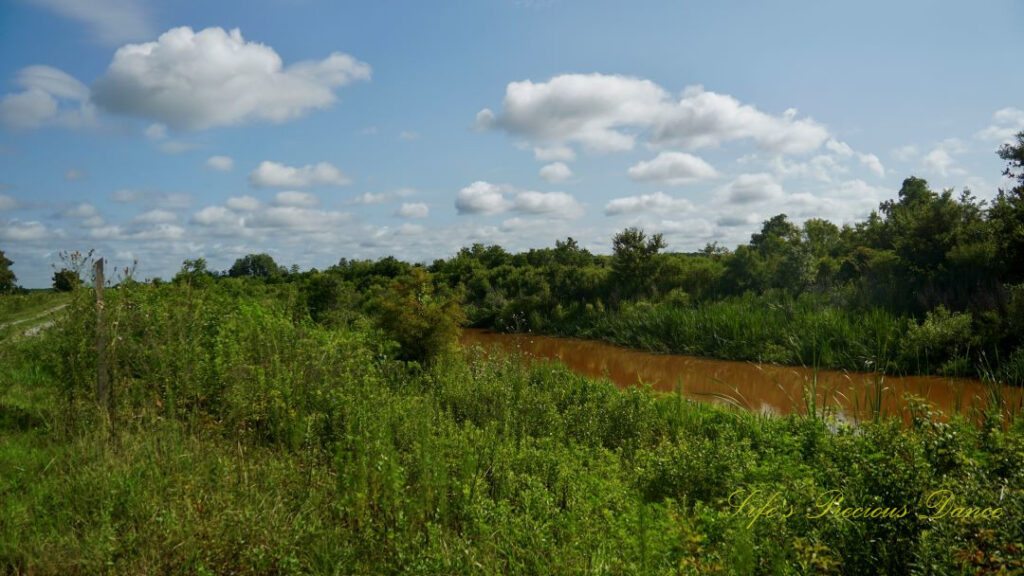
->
461, 329, 1023, 422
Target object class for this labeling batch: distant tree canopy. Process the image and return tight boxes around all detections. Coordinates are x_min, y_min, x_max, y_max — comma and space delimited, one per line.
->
52, 268, 81, 292
0, 249, 16, 294
228, 253, 286, 279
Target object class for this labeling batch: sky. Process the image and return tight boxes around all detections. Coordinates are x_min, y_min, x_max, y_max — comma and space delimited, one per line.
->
1, 0, 1022, 287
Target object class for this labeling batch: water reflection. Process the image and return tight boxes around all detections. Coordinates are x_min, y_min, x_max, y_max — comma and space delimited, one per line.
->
461, 329, 1023, 422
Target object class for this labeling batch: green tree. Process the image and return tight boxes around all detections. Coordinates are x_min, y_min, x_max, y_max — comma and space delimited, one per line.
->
173, 258, 214, 287
992, 131, 1024, 282
52, 268, 81, 292
367, 268, 465, 363
611, 227, 666, 300
228, 253, 285, 279
0, 249, 15, 294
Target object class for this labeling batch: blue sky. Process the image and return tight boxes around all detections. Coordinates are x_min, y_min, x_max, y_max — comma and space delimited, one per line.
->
1, 0, 1022, 287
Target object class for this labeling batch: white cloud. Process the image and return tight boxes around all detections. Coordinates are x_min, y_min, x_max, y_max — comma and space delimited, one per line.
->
474, 108, 496, 131
627, 151, 718, 185
512, 191, 583, 218
723, 173, 784, 204
604, 191, 693, 215
533, 145, 576, 162
249, 160, 350, 188
395, 202, 429, 219
456, 181, 511, 215
0, 220, 49, 241
539, 162, 573, 183
92, 27, 371, 130
349, 192, 389, 205
975, 107, 1024, 143
206, 155, 234, 172
0, 66, 95, 129
247, 206, 353, 230
132, 209, 177, 224
192, 206, 241, 227
455, 181, 582, 218
26, 0, 154, 44
59, 202, 99, 219
225, 196, 262, 212
398, 131, 420, 141
825, 139, 854, 157
64, 168, 86, 181
274, 191, 319, 207
651, 87, 828, 154
481, 74, 828, 155
859, 153, 885, 177
922, 139, 967, 177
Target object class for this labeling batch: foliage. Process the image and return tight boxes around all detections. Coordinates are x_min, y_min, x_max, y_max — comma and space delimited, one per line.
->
611, 226, 666, 301
0, 249, 15, 294
0, 283, 1021, 574
51, 268, 80, 292
228, 253, 286, 280
366, 268, 465, 364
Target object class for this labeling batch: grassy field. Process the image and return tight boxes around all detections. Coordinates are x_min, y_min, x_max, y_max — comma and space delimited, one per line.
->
0, 291, 71, 341
1, 286, 1022, 574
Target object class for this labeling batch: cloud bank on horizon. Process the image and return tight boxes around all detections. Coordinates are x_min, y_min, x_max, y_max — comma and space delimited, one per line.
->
1, 0, 1022, 287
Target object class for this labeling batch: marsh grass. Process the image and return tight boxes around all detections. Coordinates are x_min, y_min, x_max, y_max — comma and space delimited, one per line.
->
1, 283, 1022, 574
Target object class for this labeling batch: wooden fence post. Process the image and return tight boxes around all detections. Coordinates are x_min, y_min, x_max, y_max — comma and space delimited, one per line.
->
95, 258, 111, 421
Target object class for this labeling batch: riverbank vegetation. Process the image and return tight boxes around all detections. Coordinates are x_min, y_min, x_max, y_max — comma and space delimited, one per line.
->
1, 277, 1022, 574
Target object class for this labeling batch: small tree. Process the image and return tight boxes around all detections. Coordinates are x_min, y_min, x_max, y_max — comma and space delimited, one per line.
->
367, 268, 465, 364
52, 268, 81, 292
611, 227, 666, 300
0, 249, 15, 294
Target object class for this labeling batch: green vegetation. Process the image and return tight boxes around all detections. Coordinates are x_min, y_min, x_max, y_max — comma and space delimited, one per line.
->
1, 280, 1022, 574
0, 250, 15, 294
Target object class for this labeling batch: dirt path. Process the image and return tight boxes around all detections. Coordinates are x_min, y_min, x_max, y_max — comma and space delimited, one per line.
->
0, 303, 69, 337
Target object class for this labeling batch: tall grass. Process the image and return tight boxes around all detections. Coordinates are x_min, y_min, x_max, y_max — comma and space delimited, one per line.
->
0, 281, 1022, 574
557, 293, 907, 375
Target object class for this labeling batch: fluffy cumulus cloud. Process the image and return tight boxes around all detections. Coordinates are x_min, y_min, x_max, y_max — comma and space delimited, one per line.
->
975, 108, 1024, 143
455, 181, 510, 215
512, 191, 583, 218
723, 173, 784, 204
92, 27, 371, 130
627, 151, 718, 185
26, 0, 155, 44
0, 65, 95, 129
206, 155, 234, 172
479, 74, 828, 155
0, 220, 50, 241
249, 161, 350, 188
539, 162, 573, 183
394, 202, 429, 219
922, 138, 967, 177
455, 181, 582, 219
604, 191, 693, 215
